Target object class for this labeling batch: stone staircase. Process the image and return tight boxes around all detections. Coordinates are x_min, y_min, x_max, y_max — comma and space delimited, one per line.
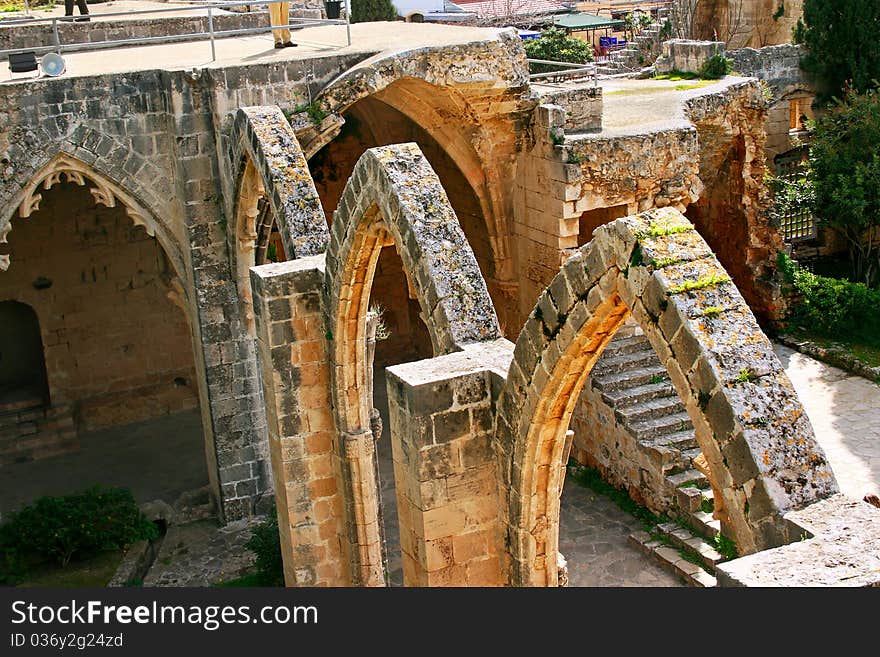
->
629, 486, 732, 587
0, 397, 78, 466
596, 5, 672, 75
591, 332, 707, 503
588, 330, 737, 586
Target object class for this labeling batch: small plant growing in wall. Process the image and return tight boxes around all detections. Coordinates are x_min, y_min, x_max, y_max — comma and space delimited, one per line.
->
370, 303, 391, 341
292, 102, 328, 126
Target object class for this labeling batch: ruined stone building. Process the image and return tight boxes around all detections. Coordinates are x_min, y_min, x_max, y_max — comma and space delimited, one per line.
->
1, 15, 876, 587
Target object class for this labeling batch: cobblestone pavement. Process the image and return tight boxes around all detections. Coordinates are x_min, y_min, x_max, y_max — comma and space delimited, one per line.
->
142, 517, 257, 587
773, 343, 880, 501
559, 479, 683, 587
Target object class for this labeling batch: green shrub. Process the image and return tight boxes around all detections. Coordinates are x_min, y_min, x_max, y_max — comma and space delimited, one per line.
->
700, 52, 733, 79
808, 87, 880, 287
778, 252, 880, 346
350, 0, 397, 23
0, 486, 157, 577
244, 510, 284, 586
524, 26, 593, 74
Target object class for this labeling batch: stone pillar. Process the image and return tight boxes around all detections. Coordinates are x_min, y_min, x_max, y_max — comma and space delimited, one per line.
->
250, 255, 349, 586
385, 344, 509, 586
171, 74, 270, 521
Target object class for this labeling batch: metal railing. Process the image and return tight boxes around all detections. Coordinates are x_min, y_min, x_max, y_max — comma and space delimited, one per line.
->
0, 1, 351, 63
527, 58, 598, 85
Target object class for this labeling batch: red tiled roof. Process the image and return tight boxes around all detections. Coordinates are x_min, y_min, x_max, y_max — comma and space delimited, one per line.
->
451, 0, 569, 18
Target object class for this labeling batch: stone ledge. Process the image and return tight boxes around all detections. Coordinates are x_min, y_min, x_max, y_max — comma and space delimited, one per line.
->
716, 494, 880, 587
775, 333, 880, 384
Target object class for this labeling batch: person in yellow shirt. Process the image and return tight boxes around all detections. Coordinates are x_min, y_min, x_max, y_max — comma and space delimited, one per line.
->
269, 2, 296, 49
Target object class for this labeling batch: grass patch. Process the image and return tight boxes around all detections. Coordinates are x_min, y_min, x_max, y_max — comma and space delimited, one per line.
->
567, 461, 662, 529
787, 328, 880, 369
673, 80, 716, 91
653, 69, 700, 81
652, 256, 684, 268
16, 550, 124, 588
702, 305, 724, 318
668, 273, 730, 295
638, 220, 693, 239
712, 532, 738, 561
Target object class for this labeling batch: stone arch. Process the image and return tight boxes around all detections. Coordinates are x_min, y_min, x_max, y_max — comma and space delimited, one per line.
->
230, 106, 329, 333
323, 142, 501, 585
495, 207, 838, 586
0, 129, 179, 278
1, 152, 186, 283
302, 37, 534, 317
231, 106, 328, 260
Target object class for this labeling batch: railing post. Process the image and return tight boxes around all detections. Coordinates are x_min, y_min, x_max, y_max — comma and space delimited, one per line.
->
52, 18, 61, 55
345, 0, 351, 46
208, 7, 216, 61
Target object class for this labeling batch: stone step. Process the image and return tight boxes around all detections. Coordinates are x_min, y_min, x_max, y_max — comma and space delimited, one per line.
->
628, 530, 717, 587
630, 411, 693, 441
652, 429, 698, 451
0, 395, 44, 417
689, 510, 721, 540
665, 468, 708, 489
600, 380, 675, 407
600, 334, 651, 359
616, 395, 684, 425
674, 485, 704, 514
656, 522, 725, 570
592, 364, 668, 393
592, 348, 660, 377
0, 430, 78, 465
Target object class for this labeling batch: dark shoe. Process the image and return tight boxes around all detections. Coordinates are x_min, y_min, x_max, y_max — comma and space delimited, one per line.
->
274, 42, 285, 49
75, 16, 90, 22
283, 41, 297, 48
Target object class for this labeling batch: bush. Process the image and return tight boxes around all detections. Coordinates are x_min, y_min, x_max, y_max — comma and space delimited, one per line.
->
808, 87, 880, 287
350, 0, 397, 23
244, 510, 284, 586
795, 0, 880, 100
700, 52, 733, 79
524, 27, 593, 74
0, 486, 157, 573
778, 252, 880, 346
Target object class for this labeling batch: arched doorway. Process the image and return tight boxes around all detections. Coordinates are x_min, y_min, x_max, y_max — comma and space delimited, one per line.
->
0, 166, 207, 513
0, 301, 50, 409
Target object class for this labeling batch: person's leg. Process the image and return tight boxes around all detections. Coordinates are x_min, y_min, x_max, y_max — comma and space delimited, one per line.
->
76, 0, 89, 14
269, 2, 284, 45
64, 0, 74, 16
278, 2, 291, 45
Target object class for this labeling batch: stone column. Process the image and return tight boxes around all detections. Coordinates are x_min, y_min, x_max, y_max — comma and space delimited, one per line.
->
385, 343, 510, 586
250, 256, 349, 586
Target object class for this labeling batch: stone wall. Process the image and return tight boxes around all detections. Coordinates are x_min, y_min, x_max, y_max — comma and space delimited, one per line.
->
683, 79, 783, 322
0, 7, 322, 57
0, 181, 198, 431
0, 51, 371, 521
655, 39, 725, 75
534, 84, 602, 134
687, 0, 802, 49
728, 44, 813, 162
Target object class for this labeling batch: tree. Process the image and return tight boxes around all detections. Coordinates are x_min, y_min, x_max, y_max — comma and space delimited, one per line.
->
523, 27, 593, 74
808, 87, 880, 287
350, 0, 398, 24
795, 0, 880, 100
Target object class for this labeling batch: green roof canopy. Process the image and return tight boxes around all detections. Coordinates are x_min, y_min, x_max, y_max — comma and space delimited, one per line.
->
551, 12, 625, 31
